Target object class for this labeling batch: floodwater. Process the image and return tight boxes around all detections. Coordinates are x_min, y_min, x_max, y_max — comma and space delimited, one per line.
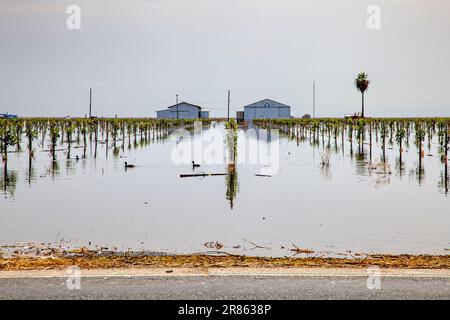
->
0, 122, 449, 257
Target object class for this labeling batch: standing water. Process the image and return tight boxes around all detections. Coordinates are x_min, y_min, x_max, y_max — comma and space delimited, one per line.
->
0, 120, 449, 257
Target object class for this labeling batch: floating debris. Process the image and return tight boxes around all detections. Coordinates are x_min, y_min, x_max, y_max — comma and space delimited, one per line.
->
204, 241, 224, 250
181, 173, 228, 178
246, 240, 271, 250
290, 244, 315, 255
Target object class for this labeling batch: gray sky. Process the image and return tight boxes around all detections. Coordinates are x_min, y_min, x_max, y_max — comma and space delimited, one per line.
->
1, 0, 449, 117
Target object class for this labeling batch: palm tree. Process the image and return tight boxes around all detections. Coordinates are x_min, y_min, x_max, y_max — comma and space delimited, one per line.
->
355, 72, 370, 118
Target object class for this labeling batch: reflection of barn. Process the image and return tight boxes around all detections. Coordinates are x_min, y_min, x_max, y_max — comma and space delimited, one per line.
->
243, 99, 291, 122
156, 102, 209, 119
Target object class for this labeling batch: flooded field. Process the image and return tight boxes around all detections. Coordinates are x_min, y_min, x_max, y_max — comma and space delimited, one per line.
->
0, 119, 449, 258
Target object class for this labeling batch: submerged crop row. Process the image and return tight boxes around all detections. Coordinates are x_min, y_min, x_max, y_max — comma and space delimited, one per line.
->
0, 117, 211, 163
253, 118, 450, 165
253, 117, 450, 193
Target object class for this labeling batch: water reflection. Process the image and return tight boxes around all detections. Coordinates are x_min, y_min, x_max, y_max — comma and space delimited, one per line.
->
49, 160, 60, 180
225, 121, 239, 209
395, 157, 406, 177
226, 164, 238, 209
438, 166, 449, 195
1, 166, 17, 198
26, 163, 36, 186
1, 122, 448, 201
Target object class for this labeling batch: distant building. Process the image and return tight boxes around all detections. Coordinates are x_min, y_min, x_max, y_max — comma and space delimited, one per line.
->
0, 113, 18, 119
236, 111, 244, 124
156, 102, 209, 119
242, 99, 291, 122
344, 112, 363, 119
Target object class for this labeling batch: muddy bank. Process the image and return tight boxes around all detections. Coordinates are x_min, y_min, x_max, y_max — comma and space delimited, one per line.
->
1, 253, 449, 271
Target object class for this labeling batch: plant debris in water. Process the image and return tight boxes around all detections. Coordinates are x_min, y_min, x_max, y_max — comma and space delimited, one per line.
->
0, 253, 449, 271
0, 242, 448, 270
290, 244, 316, 255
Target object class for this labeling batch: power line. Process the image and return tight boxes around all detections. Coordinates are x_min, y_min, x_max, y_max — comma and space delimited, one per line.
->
0, 86, 86, 94
95, 100, 174, 109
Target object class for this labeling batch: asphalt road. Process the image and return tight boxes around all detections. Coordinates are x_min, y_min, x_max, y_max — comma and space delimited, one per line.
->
0, 272, 449, 300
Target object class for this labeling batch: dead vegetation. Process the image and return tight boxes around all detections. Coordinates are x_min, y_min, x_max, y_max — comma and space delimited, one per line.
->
0, 253, 449, 271
290, 244, 316, 255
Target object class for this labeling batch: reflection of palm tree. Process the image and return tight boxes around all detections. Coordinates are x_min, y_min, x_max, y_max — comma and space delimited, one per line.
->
225, 119, 239, 209
226, 164, 238, 209
355, 72, 370, 118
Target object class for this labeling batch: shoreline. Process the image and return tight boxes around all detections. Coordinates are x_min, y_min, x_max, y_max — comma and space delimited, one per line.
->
1, 254, 449, 271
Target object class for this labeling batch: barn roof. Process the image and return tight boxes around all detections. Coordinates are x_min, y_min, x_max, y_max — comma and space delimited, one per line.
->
167, 102, 202, 110
244, 99, 290, 108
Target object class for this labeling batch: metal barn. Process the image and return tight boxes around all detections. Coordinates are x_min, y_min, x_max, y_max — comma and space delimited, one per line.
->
243, 99, 291, 122
156, 102, 209, 119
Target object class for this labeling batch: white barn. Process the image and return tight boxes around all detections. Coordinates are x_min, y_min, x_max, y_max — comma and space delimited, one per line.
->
243, 99, 291, 121
156, 102, 209, 119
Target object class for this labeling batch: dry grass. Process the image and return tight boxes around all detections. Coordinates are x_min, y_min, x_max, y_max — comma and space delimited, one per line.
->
1, 254, 449, 271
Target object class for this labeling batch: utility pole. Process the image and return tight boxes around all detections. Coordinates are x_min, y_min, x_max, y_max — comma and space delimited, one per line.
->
176, 94, 179, 119
313, 81, 315, 118
227, 90, 230, 121
89, 88, 92, 118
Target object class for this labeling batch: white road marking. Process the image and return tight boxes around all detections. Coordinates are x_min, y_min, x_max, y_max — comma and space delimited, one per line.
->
0, 268, 449, 279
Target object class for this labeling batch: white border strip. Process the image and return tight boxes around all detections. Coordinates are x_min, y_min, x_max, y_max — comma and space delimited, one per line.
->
1, 268, 449, 279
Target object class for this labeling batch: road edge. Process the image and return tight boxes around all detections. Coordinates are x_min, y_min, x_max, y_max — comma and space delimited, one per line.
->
1, 267, 450, 279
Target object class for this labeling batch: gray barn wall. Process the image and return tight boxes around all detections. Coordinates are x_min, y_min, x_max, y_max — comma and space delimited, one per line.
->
244, 100, 291, 121
157, 103, 203, 119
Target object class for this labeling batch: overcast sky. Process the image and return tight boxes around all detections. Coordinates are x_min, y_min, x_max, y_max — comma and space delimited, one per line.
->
1, 0, 449, 117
